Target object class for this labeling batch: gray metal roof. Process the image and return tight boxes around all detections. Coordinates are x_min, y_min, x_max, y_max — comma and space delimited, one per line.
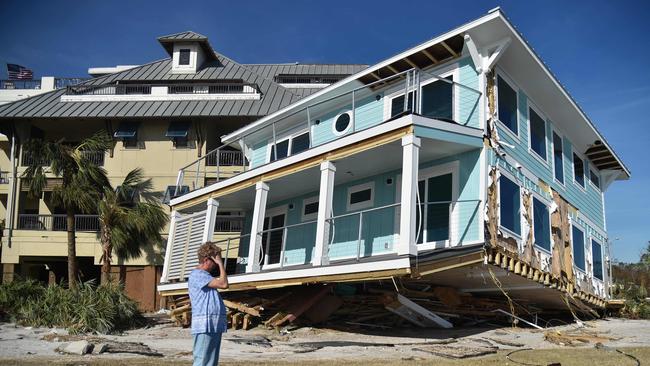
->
157, 31, 208, 41
0, 54, 303, 119
244, 63, 367, 80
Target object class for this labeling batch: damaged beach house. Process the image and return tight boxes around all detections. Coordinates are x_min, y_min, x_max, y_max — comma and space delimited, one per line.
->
159, 8, 630, 328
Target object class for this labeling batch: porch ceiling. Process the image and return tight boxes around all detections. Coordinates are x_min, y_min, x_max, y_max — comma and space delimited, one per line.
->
214, 134, 479, 210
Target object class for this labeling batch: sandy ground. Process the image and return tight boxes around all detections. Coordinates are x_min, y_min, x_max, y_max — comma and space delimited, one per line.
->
0, 317, 649, 364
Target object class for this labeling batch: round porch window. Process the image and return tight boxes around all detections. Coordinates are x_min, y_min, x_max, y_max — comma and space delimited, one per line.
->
333, 111, 352, 136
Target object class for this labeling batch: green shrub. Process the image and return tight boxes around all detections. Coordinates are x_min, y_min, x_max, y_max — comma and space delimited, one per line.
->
0, 279, 145, 334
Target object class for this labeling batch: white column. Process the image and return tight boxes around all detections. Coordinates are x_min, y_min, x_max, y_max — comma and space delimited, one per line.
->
246, 182, 269, 273
161, 211, 181, 283
398, 134, 421, 256
202, 198, 219, 243
313, 161, 336, 266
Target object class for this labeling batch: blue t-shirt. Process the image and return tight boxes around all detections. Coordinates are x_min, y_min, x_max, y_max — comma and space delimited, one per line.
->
188, 269, 227, 334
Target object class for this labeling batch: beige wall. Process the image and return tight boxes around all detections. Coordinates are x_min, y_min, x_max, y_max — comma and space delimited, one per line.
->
1, 116, 254, 266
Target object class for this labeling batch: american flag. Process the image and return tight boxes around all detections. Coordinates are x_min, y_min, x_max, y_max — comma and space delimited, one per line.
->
7, 64, 33, 80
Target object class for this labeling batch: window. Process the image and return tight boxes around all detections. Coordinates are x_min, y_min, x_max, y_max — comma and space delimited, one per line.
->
553, 132, 564, 184
162, 185, 190, 204
332, 112, 352, 135
302, 197, 319, 221
572, 225, 586, 271
290, 132, 310, 155
529, 108, 547, 160
270, 131, 310, 162
573, 153, 585, 188
499, 175, 521, 235
421, 76, 453, 121
590, 170, 600, 189
347, 182, 374, 211
114, 121, 140, 149
390, 91, 415, 118
533, 197, 551, 252
592, 239, 604, 280
166, 121, 191, 149
497, 75, 518, 135
179, 49, 191, 66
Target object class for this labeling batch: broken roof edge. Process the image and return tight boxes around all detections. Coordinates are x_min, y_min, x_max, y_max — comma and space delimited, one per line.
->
220, 8, 630, 180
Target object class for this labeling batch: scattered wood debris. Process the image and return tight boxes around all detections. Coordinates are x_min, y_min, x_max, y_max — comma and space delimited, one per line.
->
544, 329, 620, 346
413, 344, 498, 359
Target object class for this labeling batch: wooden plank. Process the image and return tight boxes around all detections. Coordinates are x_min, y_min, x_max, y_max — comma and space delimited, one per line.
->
421, 49, 438, 63
223, 299, 261, 317
441, 41, 458, 58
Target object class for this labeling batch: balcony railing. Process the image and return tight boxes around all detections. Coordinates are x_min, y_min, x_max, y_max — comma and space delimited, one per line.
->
66, 82, 259, 96
17, 214, 100, 232
213, 215, 245, 232
0, 171, 8, 184
20, 150, 105, 167
1, 79, 41, 89
173, 67, 482, 198
54, 78, 89, 89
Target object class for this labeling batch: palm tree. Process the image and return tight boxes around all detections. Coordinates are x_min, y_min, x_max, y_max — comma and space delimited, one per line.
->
97, 168, 168, 284
22, 132, 111, 288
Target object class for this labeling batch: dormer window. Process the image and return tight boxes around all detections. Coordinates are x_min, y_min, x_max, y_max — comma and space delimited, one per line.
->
179, 49, 191, 66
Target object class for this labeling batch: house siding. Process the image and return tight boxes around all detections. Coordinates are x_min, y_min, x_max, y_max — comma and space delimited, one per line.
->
495, 88, 605, 230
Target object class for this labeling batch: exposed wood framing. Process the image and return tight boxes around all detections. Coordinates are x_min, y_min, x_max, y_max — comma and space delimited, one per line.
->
411, 252, 485, 278
421, 49, 438, 63
387, 65, 400, 75
172, 126, 413, 211
403, 57, 419, 69
441, 41, 458, 58
369, 72, 382, 81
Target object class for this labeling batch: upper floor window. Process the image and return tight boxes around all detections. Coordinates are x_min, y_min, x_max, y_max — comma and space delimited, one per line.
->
533, 197, 551, 252
499, 175, 521, 235
390, 91, 415, 118
332, 112, 352, 136
572, 225, 586, 271
302, 197, 319, 221
421, 76, 453, 121
166, 121, 191, 149
573, 153, 585, 188
270, 131, 310, 162
497, 75, 518, 135
589, 169, 600, 189
552, 132, 564, 184
529, 108, 547, 161
591, 239, 604, 280
114, 121, 140, 149
179, 49, 191, 66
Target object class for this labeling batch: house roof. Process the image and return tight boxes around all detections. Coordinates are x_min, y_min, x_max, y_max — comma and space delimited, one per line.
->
157, 31, 217, 61
222, 9, 630, 180
157, 31, 208, 41
244, 63, 368, 80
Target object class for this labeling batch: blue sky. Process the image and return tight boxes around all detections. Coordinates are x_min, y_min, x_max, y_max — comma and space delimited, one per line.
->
1, 0, 648, 262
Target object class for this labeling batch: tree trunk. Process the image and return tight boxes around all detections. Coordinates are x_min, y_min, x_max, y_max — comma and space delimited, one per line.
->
100, 224, 112, 285
66, 209, 78, 288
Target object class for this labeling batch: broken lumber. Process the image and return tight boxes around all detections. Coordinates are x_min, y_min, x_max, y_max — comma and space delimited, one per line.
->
383, 293, 453, 328
223, 299, 261, 317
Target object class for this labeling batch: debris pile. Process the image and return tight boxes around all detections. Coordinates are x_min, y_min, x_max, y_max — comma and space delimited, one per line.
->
167, 281, 578, 331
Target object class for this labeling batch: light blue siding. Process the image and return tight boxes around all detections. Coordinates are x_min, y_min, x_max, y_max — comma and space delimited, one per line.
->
494, 88, 605, 230
311, 94, 385, 146
249, 142, 267, 168
458, 57, 480, 128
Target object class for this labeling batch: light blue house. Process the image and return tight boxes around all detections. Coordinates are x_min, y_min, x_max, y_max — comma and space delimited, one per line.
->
159, 8, 629, 312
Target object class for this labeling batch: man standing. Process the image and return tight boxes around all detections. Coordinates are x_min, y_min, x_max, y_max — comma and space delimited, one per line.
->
189, 242, 229, 365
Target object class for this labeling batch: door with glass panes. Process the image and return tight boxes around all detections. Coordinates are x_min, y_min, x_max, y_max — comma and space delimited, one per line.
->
261, 208, 286, 268
416, 172, 453, 248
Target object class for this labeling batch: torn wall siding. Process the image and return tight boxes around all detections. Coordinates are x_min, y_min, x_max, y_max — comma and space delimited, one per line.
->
483, 71, 608, 306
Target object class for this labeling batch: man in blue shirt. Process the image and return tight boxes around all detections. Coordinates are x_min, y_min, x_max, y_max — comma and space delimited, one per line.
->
189, 242, 229, 365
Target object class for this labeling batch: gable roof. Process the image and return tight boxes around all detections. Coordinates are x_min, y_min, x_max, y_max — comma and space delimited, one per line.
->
157, 31, 208, 41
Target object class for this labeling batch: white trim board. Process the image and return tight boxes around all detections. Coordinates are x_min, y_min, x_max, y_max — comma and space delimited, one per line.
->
157, 256, 412, 292
61, 93, 261, 102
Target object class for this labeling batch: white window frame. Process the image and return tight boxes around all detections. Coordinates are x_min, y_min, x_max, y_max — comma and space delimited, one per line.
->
570, 220, 587, 273
530, 192, 552, 255
527, 102, 549, 166
266, 128, 310, 163
384, 63, 459, 122
551, 128, 566, 187
589, 168, 601, 191
346, 181, 375, 212
572, 150, 587, 192
416, 161, 459, 251
301, 196, 319, 222
497, 169, 523, 239
261, 205, 288, 269
590, 237, 604, 282
494, 70, 520, 141
331, 111, 353, 136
